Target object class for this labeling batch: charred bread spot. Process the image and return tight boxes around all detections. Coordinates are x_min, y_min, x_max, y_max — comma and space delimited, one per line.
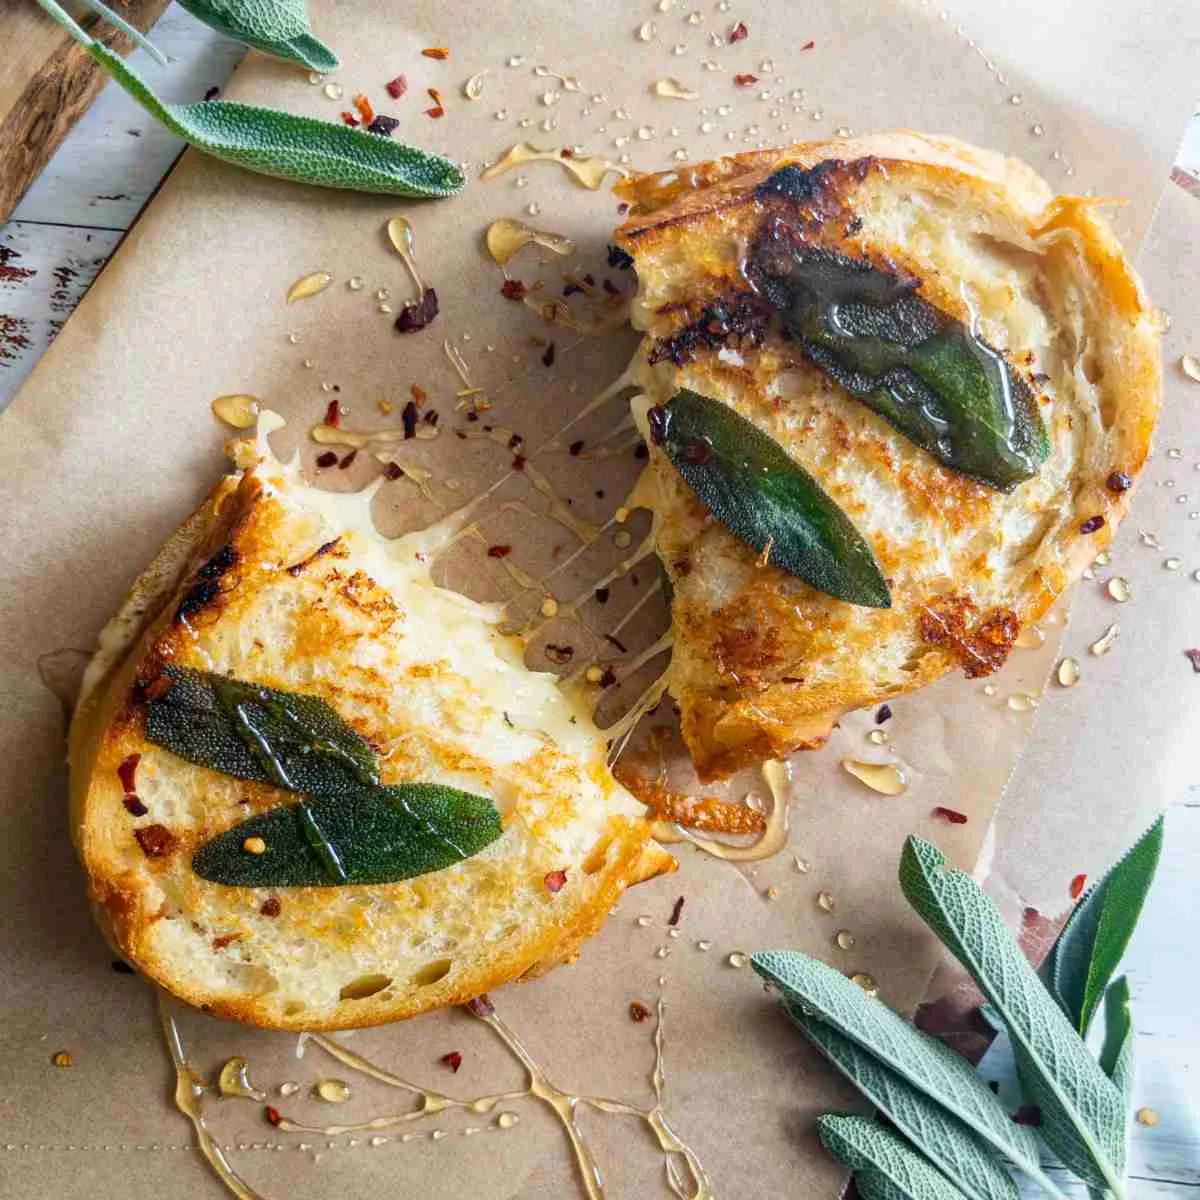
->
286, 537, 344, 577
175, 542, 239, 624
134, 823, 178, 859
917, 594, 1019, 678
648, 293, 774, 366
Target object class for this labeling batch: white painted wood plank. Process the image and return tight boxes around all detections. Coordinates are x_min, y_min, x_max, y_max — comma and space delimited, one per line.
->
11, 5, 245, 231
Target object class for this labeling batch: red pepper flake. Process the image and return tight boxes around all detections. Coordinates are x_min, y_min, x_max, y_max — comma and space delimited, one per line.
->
367, 114, 400, 137
594, 586, 610, 604
875, 703, 893, 723
602, 278, 619, 295
800, 39, 815, 50
1105, 471, 1133, 493
395, 287, 439, 332
142, 674, 175, 702
507, 432, 523, 451
352, 93, 374, 124
422, 47, 449, 59
265, 1106, 283, 1127
340, 111, 360, 127
383, 461, 404, 480
728, 20, 749, 41
402, 399, 419, 439
338, 450, 358, 470
487, 544, 512, 558
568, 439, 585, 456
423, 409, 439, 426
599, 666, 617, 688
466, 994, 494, 1018
324, 399, 341, 427
440, 1051, 463, 1073
560, 147, 575, 158
629, 1001, 651, 1022
134, 824, 177, 859
411, 383, 427, 406
734, 73, 758, 86
501, 278, 528, 301
123, 794, 148, 817
544, 868, 568, 893
1184, 648, 1200, 673
385, 74, 408, 99
512, 453, 527, 472
1011, 1105, 1042, 1127
425, 105, 445, 119
542, 341, 557, 368
260, 896, 282, 917
315, 450, 338, 468
667, 896, 685, 926
932, 806, 969, 825
427, 87, 444, 106
1079, 514, 1106, 534
1069, 873, 1088, 900
545, 643, 574, 665
117, 753, 141, 796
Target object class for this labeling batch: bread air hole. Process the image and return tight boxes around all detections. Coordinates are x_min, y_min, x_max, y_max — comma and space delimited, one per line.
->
227, 963, 280, 995
411, 958, 453, 987
339, 973, 393, 1001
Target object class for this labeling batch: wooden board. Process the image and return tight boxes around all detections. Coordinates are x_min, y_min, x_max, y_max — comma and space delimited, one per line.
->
0, 0, 171, 223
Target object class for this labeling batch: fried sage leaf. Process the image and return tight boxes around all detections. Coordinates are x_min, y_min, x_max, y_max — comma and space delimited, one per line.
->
177, 0, 338, 72
748, 225, 1050, 491
1044, 816, 1163, 1034
191, 784, 503, 886
652, 389, 890, 607
145, 666, 380, 798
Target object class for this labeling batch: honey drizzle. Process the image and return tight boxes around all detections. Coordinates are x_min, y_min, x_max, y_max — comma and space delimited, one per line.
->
669, 760, 792, 863
481, 142, 630, 189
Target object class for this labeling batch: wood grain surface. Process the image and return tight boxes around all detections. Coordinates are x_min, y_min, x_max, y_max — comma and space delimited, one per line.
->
0, 0, 171, 223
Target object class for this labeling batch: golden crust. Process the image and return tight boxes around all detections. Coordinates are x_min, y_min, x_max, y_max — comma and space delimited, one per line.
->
70, 457, 672, 1030
615, 132, 1160, 780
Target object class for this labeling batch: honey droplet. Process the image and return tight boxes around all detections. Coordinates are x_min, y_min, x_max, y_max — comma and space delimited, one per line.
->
484, 217, 575, 265
817, 890, 835, 912
1139, 529, 1162, 549
835, 930, 855, 951
1056, 657, 1080, 688
637, 19, 657, 41
347, 276, 364, 291
635, 914, 652, 927
867, 728, 888, 746
726, 951, 749, 969
764, 885, 780, 901
463, 70, 487, 101
52, 1050, 73, 1068
793, 855, 810, 873
614, 530, 633, 549
286, 271, 333, 303
1094, 550, 1111, 566
1165, 557, 1182, 571
655, 945, 670, 959
1006, 692, 1040, 712
386, 216, 424, 292
278, 1082, 299, 1097
1090, 624, 1119, 656
315, 1079, 351, 1104
982, 683, 997, 696
211, 394, 260, 429
1135, 1106, 1160, 1127
540, 595, 559, 617
850, 973, 879, 998
242, 836, 267, 855
1014, 624, 1045, 649
841, 759, 907, 796
1180, 353, 1200, 384
696, 939, 712, 951
653, 78, 699, 100
496, 1112, 520, 1129
217, 1057, 265, 1101
1106, 576, 1132, 603
322, 82, 343, 101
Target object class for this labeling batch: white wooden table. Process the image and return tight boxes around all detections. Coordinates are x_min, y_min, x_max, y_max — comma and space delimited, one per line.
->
0, 7, 1195, 1196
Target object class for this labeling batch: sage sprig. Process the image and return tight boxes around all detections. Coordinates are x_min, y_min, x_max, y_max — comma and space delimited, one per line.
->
143, 667, 502, 887
1043, 817, 1163, 1034
35, 0, 465, 199
753, 822, 1164, 1200
177, 0, 338, 72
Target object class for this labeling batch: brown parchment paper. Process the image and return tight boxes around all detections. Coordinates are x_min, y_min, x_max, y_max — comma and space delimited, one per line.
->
0, 2, 1196, 1197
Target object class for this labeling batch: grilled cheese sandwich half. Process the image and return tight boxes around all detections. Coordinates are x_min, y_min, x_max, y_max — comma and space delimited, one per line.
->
69, 415, 672, 1030
614, 132, 1160, 780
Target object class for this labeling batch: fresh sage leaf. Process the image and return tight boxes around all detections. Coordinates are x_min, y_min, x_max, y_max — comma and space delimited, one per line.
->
817, 1115, 970, 1200
1098, 977, 1134, 1103
177, 0, 338, 72
192, 784, 503, 886
899, 837, 1128, 1197
751, 951, 1044, 1185
1046, 817, 1163, 1034
34, 1, 463, 199
145, 666, 380, 800
788, 1005, 1019, 1200
747, 228, 1050, 491
652, 389, 890, 607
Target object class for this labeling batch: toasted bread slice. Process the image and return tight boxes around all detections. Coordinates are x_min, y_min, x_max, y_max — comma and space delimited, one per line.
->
69, 417, 672, 1030
614, 132, 1160, 780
